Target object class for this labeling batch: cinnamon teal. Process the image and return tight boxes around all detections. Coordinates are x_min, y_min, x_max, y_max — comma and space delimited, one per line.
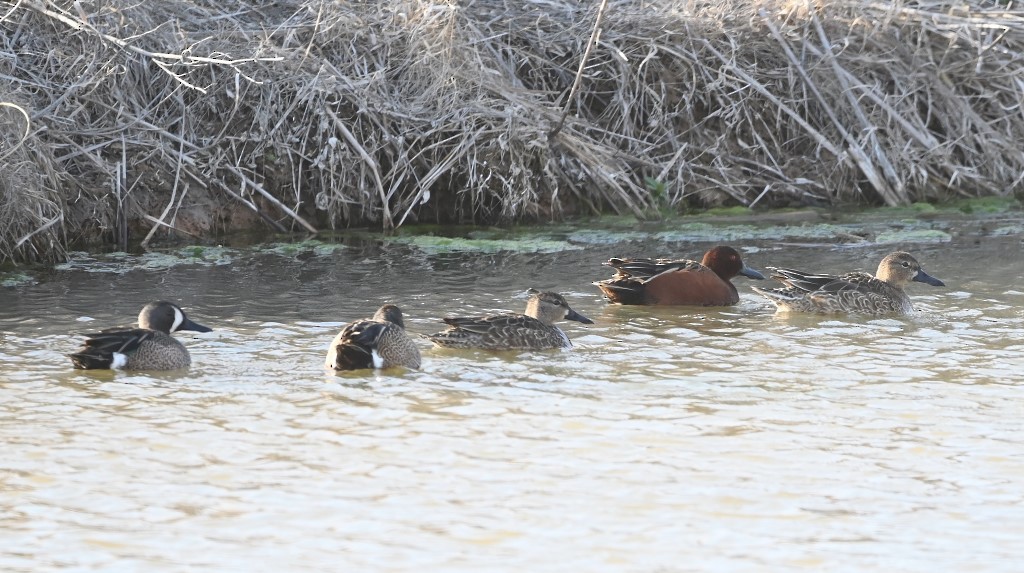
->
69, 301, 212, 370
426, 289, 594, 350
752, 251, 945, 315
325, 304, 421, 370
594, 245, 765, 306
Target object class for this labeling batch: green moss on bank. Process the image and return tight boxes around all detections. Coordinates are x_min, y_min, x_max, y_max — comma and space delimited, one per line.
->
29, 201, 1024, 273
386, 235, 582, 254
1, 271, 37, 287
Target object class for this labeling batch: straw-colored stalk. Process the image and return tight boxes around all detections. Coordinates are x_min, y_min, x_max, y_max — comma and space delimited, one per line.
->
0, 0, 1021, 263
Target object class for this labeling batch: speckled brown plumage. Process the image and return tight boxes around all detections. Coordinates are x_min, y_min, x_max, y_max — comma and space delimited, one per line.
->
426, 290, 593, 350
752, 251, 945, 315
325, 305, 421, 371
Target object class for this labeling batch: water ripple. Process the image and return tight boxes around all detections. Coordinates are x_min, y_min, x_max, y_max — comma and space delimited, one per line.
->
1, 241, 1023, 572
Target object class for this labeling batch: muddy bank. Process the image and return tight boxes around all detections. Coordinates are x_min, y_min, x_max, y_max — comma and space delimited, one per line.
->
2, 0, 1023, 263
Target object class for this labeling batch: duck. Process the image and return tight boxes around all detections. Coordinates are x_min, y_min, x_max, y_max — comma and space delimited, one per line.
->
69, 301, 212, 370
594, 245, 765, 305
751, 251, 945, 315
426, 289, 594, 350
325, 304, 421, 370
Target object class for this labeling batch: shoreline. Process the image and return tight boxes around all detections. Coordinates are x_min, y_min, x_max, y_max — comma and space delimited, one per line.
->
2, 0, 1022, 263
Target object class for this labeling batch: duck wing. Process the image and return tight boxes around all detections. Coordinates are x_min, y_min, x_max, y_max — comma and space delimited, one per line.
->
329, 319, 391, 370
69, 328, 156, 369
603, 258, 703, 281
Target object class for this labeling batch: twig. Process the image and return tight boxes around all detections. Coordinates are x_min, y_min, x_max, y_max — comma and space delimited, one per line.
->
22, 0, 282, 93
210, 178, 288, 233
325, 108, 391, 229
809, 13, 904, 205
143, 127, 189, 248
14, 213, 63, 250
396, 129, 477, 227
223, 164, 318, 234
142, 213, 200, 239
115, 136, 128, 250
0, 102, 30, 162
694, 40, 844, 160
141, 183, 178, 249
749, 185, 772, 209
550, 0, 610, 140
0, 0, 23, 24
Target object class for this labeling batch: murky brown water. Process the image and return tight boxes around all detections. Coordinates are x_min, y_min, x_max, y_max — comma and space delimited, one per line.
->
2, 225, 1024, 572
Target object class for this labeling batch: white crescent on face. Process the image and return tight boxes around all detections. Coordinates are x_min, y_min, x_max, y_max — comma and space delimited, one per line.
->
170, 306, 185, 333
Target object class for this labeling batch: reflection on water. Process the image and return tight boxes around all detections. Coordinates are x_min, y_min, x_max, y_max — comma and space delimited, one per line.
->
2, 235, 1024, 572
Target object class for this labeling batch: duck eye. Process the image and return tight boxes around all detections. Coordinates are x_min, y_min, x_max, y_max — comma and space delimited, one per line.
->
901, 261, 910, 267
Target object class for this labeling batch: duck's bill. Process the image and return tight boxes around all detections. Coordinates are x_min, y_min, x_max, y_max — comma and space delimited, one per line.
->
913, 270, 945, 287
739, 265, 766, 280
565, 309, 595, 324
182, 318, 213, 332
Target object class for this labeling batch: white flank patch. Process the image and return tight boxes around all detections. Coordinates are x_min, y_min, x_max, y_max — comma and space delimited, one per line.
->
111, 353, 128, 369
170, 307, 184, 332
371, 349, 384, 369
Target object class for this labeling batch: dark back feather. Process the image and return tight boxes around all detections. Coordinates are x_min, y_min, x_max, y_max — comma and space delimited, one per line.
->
68, 329, 157, 370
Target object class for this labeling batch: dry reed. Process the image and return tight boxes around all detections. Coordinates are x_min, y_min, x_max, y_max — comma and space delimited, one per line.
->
1, 0, 1022, 263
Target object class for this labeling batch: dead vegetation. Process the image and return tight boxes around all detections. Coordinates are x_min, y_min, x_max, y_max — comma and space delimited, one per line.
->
1, 0, 1022, 263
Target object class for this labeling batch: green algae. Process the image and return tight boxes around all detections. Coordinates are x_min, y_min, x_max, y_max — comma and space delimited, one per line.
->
386, 235, 581, 254
564, 202, 1022, 246
52, 240, 353, 273
702, 206, 754, 217
381, 206, 976, 250
653, 222, 852, 242
874, 229, 952, 243
56, 247, 242, 273
573, 214, 660, 230
952, 196, 1020, 214
168, 246, 239, 266
566, 230, 651, 244
1, 272, 36, 287
987, 225, 1024, 236
253, 240, 346, 257
844, 197, 1020, 220
46, 202, 1024, 274
846, 202, 942, 222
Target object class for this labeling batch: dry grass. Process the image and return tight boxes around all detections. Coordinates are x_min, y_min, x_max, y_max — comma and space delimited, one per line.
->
1, 0, 1023, 262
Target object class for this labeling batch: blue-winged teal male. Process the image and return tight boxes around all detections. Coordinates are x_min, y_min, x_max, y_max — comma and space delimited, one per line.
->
595, 246, 765, 306
325, 304, 421, 370
69, 301, 212, 370
752, 251, 945, 315
426, 289, 594, 350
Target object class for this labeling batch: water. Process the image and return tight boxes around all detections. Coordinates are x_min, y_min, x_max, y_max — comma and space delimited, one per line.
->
2, 231, 1023, 572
